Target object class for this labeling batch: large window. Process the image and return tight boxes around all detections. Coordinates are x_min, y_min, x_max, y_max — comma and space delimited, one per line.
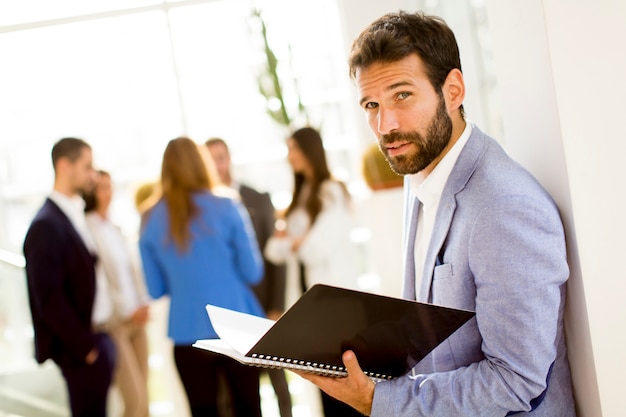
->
0, 2, 358, 414
0, 1, 499, 414
0, 0, 357, 248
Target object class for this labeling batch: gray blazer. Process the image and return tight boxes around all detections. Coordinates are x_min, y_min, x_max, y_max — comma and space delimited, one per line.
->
371, 126, 576, 416
239, 184, 287, 314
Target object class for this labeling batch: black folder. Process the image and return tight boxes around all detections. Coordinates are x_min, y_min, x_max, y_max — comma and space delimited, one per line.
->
194, 284, 475, 381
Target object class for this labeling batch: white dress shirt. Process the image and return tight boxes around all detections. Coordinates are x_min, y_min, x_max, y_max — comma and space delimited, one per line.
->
408, 122, 472, 294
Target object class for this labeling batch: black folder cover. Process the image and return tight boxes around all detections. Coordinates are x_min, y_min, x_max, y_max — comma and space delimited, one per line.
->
196, 284, 475, 381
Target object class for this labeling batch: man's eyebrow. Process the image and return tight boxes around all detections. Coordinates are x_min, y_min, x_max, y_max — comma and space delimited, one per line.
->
359, 81, 413, 107
388, 81, 413, 90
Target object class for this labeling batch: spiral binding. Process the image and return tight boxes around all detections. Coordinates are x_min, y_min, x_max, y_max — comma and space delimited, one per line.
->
249, 353, 393, 382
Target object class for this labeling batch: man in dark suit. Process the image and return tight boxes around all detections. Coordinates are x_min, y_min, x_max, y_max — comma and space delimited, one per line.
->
23, 137, 116, 417
207, 137, 293, 417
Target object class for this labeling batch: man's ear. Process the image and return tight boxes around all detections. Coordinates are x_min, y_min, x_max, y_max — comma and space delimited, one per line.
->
443, 68, 465, 113
55, 157, 68, 172
55, 156, 73, 178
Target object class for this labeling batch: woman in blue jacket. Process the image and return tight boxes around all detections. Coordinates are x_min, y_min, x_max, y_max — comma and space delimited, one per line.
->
139, 137, 264, 417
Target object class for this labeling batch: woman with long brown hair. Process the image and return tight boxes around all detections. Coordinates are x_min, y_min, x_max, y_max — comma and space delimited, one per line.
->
266, 127, 358, 293
139, 137, 265, 417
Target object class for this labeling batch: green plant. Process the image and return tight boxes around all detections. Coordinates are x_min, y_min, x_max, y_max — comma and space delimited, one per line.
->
251, 9, 308, 128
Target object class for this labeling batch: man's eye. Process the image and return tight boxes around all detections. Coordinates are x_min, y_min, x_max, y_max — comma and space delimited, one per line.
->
397, 92, 411, 100
364, 102, 378, 110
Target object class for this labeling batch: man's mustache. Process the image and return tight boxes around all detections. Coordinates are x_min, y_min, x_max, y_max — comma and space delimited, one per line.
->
381, 132, 416, 146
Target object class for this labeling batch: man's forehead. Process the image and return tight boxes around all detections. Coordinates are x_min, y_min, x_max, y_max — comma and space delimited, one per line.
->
357, 69, 422, 107
356, 55, 424, 90
208, 142, 229, 154
80, 147, 92, 159
75, 148, 93, 166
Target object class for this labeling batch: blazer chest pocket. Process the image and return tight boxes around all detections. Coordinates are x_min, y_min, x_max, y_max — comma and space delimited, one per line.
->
433, 262, 453, 280
431, 263, 473, 309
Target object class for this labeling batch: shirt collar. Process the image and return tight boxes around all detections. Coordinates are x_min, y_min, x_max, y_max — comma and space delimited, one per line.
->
49, 190, 86, 224
409, 122, 473, 207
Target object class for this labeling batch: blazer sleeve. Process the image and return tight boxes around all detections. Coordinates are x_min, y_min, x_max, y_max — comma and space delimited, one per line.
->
138, 211, 168, 300
24, 218, 97, 362
254, 192, 287, 312
371, 194, 569, 416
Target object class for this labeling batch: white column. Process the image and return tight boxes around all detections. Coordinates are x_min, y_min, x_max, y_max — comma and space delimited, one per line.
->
487, 0, 626, 415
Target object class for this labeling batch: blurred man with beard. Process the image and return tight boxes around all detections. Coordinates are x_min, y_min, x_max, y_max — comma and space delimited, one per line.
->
24, 137, 115, 417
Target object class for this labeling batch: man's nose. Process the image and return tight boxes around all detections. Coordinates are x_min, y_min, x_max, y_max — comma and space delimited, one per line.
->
376, 107, 399, 136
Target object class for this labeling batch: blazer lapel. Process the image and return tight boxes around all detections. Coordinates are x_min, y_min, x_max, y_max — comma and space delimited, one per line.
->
418, 127, 487, 303
419, 196, 456, 303
46, 198, 95, 263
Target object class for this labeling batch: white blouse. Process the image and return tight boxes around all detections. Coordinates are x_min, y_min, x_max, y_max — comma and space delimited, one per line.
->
265, 180, 358, 303
86, 212, 148, 321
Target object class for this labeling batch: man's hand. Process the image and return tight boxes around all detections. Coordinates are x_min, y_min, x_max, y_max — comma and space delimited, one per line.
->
266, 309, 283, 321
295, 350, 375, 416
130, 305, 150, 326
85, 347, 99, 365
291, 234, 307, 252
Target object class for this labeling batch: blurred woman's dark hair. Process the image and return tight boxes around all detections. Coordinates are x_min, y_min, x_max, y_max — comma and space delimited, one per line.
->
83, 170, 109, 213
285, 127, 349, 224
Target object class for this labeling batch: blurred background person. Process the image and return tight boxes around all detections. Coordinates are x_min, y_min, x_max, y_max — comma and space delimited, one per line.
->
83, 170, 151, 417
265, 127, 358, 296
139, 137, 265, 417
23, 137, 116, 417
133, 180, 159, 229
263, 127, 360, 417
206, 137, 293, 417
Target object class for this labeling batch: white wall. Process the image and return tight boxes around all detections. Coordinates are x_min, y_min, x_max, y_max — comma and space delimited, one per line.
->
486, 0, 626, 415
336, 0, 413, 298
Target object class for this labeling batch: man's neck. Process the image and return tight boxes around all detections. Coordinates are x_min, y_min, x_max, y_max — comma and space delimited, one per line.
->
53, 182, 77, 198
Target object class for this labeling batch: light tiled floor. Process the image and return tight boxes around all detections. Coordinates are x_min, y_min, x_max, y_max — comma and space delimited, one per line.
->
0, 296, 324, 417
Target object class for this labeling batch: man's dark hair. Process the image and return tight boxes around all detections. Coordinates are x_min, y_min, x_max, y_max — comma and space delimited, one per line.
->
348, 11, 464, 116
51, 137, 90, 170
205, 137, 229, 152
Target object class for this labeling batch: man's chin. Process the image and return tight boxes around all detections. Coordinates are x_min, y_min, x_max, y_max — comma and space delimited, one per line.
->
387, 157, 417, 176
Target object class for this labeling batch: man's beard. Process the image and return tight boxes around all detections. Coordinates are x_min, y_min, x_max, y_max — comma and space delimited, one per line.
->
379, 97, 453, 175
76, 178, 96, 196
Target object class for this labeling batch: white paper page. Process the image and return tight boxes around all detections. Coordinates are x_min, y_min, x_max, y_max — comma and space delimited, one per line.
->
206, 304, 275, 355
192, 339, 248, 363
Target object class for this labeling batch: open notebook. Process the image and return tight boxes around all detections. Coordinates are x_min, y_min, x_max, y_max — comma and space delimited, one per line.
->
193, 284, 474, 382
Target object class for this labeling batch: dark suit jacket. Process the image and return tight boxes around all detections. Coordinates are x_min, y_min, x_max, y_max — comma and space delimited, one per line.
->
23, 198, 98, 367
239, 184, 287, 314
